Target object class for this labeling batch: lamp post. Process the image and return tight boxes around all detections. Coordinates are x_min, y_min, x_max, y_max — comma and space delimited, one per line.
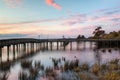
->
38, 35, 40, 39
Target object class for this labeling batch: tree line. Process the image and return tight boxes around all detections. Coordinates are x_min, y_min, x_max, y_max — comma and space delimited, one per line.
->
89, 26, 120, 39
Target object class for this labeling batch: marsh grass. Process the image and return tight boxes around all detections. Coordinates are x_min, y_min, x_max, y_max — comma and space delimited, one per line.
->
0, 61, 12, 71
18, 58, 120, 80
0, 72, 9, 80
0, 57, 119, 80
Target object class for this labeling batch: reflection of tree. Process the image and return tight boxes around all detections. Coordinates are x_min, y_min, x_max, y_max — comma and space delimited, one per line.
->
94, 49, 101, 71
93, 27, 102, 68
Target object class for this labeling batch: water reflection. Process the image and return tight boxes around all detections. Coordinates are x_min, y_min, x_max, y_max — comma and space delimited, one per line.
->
0, 42, 120, 80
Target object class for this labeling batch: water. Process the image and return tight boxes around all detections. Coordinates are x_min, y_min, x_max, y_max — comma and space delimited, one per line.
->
0, 42, 120, 80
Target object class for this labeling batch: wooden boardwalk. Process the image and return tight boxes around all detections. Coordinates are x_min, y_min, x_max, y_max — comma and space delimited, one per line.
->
0, 38, 120, 47
0, 38, 120, 62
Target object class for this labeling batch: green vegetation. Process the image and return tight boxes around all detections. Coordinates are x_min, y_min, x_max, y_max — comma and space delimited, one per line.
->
103, 31, 120, 39
90, 26, 120, 48
91, 26, 120, 39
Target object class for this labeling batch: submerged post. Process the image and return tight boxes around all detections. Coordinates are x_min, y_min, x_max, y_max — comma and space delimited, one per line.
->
57, 41, 59, 50
90, 42, 92, 49
27, 43, 29, 53
23, 43, 26, 53
35, 43, 37, 52
18, 44, 21, 53
50, 42, 52, 51
60, 42, 63, 50
16, 44, 19, 53
0, 47, 2, 63
7, 45, 10, 61
46, 42, 48, 50
13, 45, 15, 60
32, 43, 34, 52
43, 42, 45, 50
63, 42, 66, 51
39, 43, 41, 50
77, 42, 79, 50
70, 41, 72, 50
30, 43, 32, 53
83, 41, 86, 49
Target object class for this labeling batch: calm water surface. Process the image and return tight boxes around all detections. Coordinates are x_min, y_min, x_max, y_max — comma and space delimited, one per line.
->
1, 42, 120, 80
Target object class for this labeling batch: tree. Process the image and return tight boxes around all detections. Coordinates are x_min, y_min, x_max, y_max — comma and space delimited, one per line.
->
93, 26, 105, 39
77, 35, 85, 39
77, 35, 81, 39
81, 35, 85, 39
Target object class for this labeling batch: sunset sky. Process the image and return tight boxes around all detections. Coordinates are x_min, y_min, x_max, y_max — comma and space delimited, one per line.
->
0, 0, 120, 39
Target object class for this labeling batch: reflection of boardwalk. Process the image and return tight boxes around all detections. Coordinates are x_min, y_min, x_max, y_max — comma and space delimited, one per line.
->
0, 38, 120, 62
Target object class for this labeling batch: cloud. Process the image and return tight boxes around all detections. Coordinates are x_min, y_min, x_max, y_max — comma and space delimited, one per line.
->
4, 0, 23, 8
4, 0, 62, 9
94, 6, 120, 22
0, 18, 61, 25
96, 6, 120, 13
46, 0, 62, 10
62, 6, 120, 26
96, 6, 120, 16
105, 10, 120, 15
62, 14, 87, 26
111, 18, 120, 21
90, 14, 120, 22
3, 0, 119, 13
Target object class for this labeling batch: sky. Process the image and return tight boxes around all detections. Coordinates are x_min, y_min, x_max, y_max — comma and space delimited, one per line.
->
0, 0, 120, 39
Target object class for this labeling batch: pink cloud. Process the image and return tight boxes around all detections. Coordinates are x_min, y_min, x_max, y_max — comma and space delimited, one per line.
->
62, 14, 87, 26
90, 14, 120, 22
62, 10, 120, 26
4, 0, 23, 8
0, 18, 61, 26
46, 0, 62, 10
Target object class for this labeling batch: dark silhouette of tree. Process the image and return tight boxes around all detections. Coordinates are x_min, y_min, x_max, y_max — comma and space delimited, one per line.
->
93, 26, 105, 39
77, 35, 85, 39
81, 35, 85, 39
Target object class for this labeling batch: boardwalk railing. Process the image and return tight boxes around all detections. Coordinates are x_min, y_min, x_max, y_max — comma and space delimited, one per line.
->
1, 38, 120, 46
